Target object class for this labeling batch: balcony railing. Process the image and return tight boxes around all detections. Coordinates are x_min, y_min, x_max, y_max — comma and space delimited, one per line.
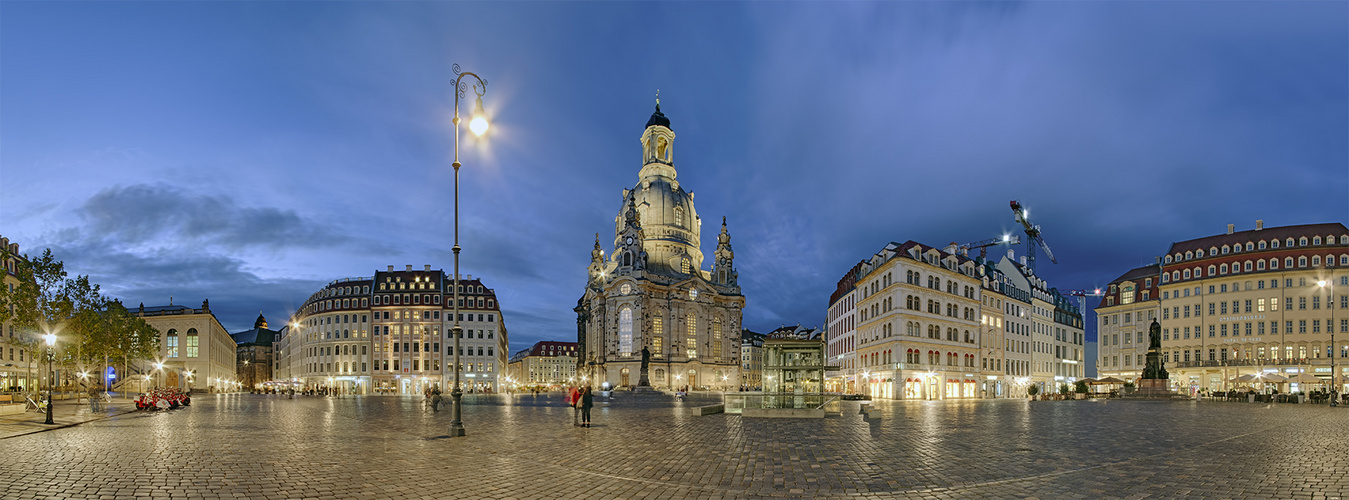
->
1169, 358, 1323, 369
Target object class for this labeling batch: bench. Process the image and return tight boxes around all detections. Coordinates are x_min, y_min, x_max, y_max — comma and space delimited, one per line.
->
0, 395, 24, 416
690, 404, 724, 416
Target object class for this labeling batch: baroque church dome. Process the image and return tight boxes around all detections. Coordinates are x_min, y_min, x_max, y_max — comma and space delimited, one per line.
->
613, 104, 703, 277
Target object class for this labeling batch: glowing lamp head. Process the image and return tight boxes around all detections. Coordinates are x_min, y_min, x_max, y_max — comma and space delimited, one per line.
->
1319, 280, 1328, 287
468, 97, 489, 136
43, 333, 56, 346
154, 362, 164, 370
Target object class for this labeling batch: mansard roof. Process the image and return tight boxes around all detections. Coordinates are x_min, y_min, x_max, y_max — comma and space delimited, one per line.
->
1165, 222, 1347, 257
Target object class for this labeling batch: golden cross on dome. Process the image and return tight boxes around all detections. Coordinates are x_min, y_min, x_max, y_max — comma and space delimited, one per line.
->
656, 89, 660, 106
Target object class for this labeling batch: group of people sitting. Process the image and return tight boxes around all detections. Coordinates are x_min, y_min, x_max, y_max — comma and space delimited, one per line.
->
134, 388, 191, 411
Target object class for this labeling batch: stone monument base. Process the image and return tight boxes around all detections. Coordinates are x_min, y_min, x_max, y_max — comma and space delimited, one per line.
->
1123, 378, 1184, 399
630, 385, 661, 394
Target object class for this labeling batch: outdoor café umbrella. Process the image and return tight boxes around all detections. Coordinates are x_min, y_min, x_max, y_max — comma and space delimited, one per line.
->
1261, 373, 1290, 383
1292, 372, 1322, 385
1237, 374, 1258, 382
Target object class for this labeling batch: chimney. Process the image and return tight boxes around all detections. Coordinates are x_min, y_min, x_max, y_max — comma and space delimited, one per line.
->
1020, 256, 1028, 266
1226, 224, 1235, 235
945, 242, 959, 255
387, 265, 394, 272
1007, 248, 1015, 261
1256, 219, 1264, 230
424, 265, 431, 271
406, 265, 413, 271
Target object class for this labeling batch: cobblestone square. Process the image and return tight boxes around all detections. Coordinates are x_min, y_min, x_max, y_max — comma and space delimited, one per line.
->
1, 393, 1346, 499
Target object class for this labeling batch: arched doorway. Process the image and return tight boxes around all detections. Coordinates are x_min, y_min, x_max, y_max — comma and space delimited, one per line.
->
687, 369, 697, 389
620, 368, 630, 387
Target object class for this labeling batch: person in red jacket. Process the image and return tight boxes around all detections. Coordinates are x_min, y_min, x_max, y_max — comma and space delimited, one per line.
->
567, 386, 581, 426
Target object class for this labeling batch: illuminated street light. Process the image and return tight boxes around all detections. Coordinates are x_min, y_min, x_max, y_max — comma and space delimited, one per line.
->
43, 332, 56, 425
447, 63, 490, 439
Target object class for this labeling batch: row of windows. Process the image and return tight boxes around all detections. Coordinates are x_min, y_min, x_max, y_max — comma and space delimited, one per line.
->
1163, 255, 1348, 283
1167, 234, 1348, 264
305, 360, 497, 374
1165, 345, 1348, 363
1161, 318, 1348, 340
164, 328, 200, 358
1163, 276, 1349, 300
863, 349, 976, 368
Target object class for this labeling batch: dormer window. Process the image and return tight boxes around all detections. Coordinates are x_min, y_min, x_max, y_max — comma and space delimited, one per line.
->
1314, 236, 1323, 245
1222, 246, 1230, 254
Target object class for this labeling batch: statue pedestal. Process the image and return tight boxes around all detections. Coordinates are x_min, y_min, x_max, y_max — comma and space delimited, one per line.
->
1125, 378, 1182, 399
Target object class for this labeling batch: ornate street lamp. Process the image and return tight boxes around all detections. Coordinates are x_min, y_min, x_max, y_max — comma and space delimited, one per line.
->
448, 63, 489, 438
43, 332, 56, 425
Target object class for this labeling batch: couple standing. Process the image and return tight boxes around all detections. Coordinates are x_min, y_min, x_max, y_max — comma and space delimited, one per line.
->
567, 386, 594, 427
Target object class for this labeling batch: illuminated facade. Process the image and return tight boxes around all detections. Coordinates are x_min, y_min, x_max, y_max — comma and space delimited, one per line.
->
1153, 221, 1348, 395
0, 236, 32, 391
1095, 265, 1161, 383
839, 240, 1084, 400
740, 329, 764, 390
853, 241, 985, 400
507, 341, 578, 389
825, 262, 862, 393
576, 104, 745, 391
281, 265, 509, 395
134, 300, 238, 392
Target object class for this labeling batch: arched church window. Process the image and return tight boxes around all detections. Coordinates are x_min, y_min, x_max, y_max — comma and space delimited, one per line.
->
675, 207, 684, 227
681, 259, 691, 274
619, 308, 633, 357
686, 312, 698, 359
623, 252, 632, 267
657, 137, 668, 160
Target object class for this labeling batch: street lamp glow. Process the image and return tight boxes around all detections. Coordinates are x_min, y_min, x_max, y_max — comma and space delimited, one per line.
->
43, 333, 56, 347
1319, 280, 1328, 288
469, 98, 490, 137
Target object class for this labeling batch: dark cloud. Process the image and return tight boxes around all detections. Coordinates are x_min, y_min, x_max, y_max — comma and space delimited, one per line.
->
77, 184, 367, 252
39, 236, 324, 332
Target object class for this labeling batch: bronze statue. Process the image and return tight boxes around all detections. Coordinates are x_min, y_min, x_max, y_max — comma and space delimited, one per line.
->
638, 346, 651, 386
1142, 319, 1168, 380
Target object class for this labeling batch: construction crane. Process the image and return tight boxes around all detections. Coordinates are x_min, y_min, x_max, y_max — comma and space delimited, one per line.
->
1010, 200, 1057, 272
959, 234, 1021, 260
1062, 289, 1106, 316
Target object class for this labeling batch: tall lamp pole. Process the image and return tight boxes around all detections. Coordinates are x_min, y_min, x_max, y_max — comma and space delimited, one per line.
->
43, 332, 56, 425
449, 63, 490, 438
1320, 279, 1337, 406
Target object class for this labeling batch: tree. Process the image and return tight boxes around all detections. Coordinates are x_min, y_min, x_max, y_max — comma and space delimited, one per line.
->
0, 249, 68, 393
1074, 380, 1089, 394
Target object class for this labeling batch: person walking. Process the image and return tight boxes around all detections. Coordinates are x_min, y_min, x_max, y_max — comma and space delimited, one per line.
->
580, 386, 594, 428
567, 385, 581, 426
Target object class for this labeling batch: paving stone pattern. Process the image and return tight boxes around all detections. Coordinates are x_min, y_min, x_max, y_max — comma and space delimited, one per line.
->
1, 393, 1345, 499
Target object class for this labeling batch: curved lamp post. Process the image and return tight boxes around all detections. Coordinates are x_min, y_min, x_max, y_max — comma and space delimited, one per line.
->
43, 332, 56, 425
449, 64, 489, 438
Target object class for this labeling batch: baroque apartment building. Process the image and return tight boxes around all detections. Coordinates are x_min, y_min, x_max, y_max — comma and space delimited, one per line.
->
839, 239, 1085, 400
576, 103, 745, 391
279, 265, 509, 395
853, 241, 985, 400
1153, 221, 1348, 394
506, 341, 578, 389
825, 261, 862, 394
1095, 265, 1161, 382
1, 236, 31, 391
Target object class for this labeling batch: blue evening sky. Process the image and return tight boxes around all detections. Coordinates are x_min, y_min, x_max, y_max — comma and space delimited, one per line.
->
3, 2, 1346, 363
